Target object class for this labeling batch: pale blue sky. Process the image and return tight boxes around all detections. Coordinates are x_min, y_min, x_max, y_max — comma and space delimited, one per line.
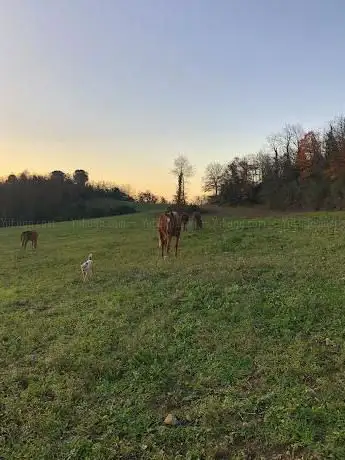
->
1, 0, 345, 198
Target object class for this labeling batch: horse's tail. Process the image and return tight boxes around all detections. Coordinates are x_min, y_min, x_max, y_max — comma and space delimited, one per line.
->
20, 232, 24, 243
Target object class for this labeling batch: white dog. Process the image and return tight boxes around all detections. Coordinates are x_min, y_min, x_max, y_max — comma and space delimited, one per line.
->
81, 253, 93, 281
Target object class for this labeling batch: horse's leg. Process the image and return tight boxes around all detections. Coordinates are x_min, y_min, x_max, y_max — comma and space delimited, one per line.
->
175, 235, 180, 257
159, 233, 164, 258
167, 235, 172, 255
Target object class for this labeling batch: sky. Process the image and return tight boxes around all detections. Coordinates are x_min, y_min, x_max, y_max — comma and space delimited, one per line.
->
1, 0, 345, 199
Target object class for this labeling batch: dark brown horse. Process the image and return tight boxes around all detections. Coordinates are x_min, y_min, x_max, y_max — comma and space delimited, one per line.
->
181, 212, 189, 231
21, 230, 38, 249
192, 211, 203, 230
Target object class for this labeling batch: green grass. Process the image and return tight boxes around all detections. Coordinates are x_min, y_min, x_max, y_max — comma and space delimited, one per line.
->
2, 212, 345, 459
133, 202, 167, 213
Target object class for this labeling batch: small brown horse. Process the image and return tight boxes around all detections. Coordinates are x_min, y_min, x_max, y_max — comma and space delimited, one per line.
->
157, 211, 182, 257
21, 230, 38, 249
192, 211, 203, 230
181, 212, 189, 231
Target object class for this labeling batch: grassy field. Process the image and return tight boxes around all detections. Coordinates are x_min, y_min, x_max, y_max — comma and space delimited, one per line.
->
2, 211, 345, 459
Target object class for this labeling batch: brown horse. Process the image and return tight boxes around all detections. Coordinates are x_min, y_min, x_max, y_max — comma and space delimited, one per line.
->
157, 211, 182, 257
21, 230, 38, 249
192, 211, 203, 230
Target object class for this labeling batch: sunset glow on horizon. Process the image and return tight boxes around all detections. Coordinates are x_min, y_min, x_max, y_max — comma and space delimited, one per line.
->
0, 138, 212, 200
2, 0, 345, 201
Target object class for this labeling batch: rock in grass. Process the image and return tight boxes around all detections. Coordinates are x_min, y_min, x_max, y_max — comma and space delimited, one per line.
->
164, 413, 178, 426
214, 448, 231, 459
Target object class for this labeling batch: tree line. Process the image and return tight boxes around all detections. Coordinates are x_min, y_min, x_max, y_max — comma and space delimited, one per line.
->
5, 113, 345, 226
0, 169, 135, 226
180, 115, 345, 211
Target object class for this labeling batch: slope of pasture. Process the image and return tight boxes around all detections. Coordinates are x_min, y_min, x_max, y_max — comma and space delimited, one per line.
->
2, 212, 345, 459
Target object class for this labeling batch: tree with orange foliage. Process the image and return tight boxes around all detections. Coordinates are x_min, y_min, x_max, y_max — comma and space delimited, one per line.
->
296, 130, 323, 180
296, 132, 312, 179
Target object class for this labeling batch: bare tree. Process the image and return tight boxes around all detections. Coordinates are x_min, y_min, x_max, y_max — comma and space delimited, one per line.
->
202, 162, 224, 196
266, 123, 304, 178
282, 123, 304, 160
266, 133, 280, 176
267, 124, 304, 161
171, 154, 195, 205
